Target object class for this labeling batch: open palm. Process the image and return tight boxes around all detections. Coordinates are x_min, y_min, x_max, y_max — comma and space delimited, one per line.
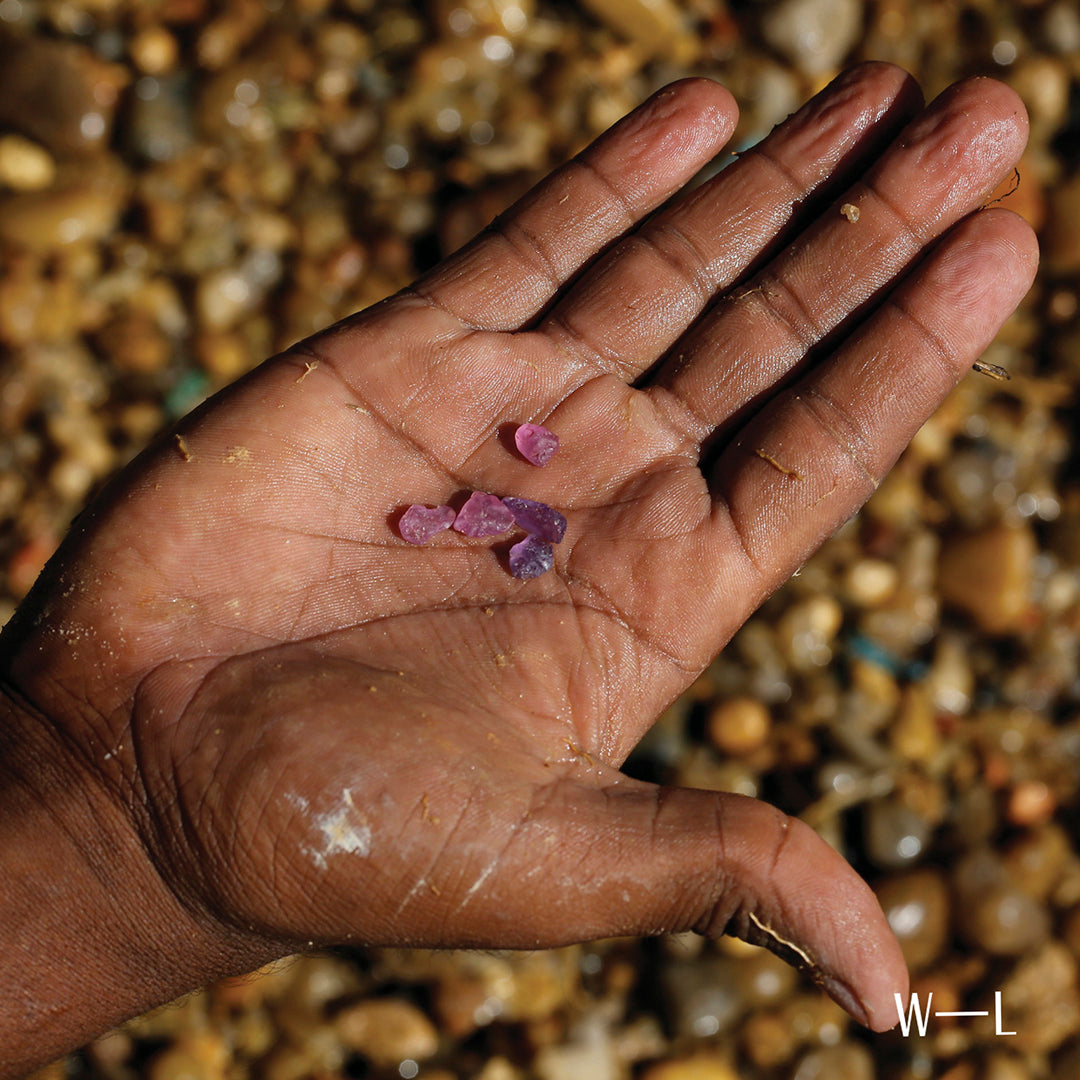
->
3, 63, 1036, 1042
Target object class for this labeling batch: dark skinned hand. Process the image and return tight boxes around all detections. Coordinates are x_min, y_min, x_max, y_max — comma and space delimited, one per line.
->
0, 62, 1038, 1072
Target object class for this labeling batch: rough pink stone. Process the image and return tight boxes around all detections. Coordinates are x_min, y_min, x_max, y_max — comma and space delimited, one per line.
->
514, 423, 559, 467
399, 504, 456, 544
509, 534, 554, 579
453, 491, 515, 537
501, 496, 566, 544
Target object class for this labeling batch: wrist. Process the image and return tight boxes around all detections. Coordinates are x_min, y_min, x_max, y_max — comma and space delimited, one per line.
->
0, 685, 273, 1077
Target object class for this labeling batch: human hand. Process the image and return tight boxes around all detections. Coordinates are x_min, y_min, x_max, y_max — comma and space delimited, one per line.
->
0, 62, 1037, 1068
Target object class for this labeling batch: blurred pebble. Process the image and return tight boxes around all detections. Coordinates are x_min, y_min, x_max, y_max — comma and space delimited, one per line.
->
534, 1015, 618, 1080
733, 947, 797, 1008
0, 180, 129, 253
706, 697, 771, 757
638, 1055, 740, 1080
661, 957, 743, 1039
335, 998, 439, 1065
577, 0, 696, 61
962, 884, 1050, 957
130, 26, 181, 75
0, 134, 56, 191
843, 557, 898, 607
1045, 170, 1080, 275
760, 0, 862, 75
876, 868, 950, 970
938, 523, 1035, 635
993, 942, 1080, 1054
790, 1041, 874, 1080
1003, 824, 1070, 900
1006, 779, 1056, 827
865, 796, 932, 869
740, 1011, 798, 1069
889, 684, 940, 765
0, 35, 127, 155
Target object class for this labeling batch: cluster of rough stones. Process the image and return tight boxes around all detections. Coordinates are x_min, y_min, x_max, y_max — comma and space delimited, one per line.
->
398, 423, 564, 580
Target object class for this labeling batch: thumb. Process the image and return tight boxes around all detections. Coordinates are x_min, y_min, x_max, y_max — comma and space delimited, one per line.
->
511, 780, 908, 1033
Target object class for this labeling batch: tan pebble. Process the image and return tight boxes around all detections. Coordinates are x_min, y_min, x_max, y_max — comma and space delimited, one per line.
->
638, 1055, 740, 1080
196, 268, 257, 332
980, 1051, 1032, 1080
0, 134, 55, 191
963, 884, 1050, 956
876, 869, 950, 970
995, 941, 1080, 1054
1006, 779, 1056, 827
577, 0, 696, 60
259, 1042, 323, 1080
21, 1061, 69, 1080
85, 1028, 133, 1070
780, 993, 849, 1045
761, 0, 863, 75
129, 26, 180, 75
335, 998, 438, 1065
789, 1041, 874, 1080
706, 697, 770, 756
96, 313, 171, 374
889, 683, 939, 764
0, 37, 127, 155
741, 1012, 797, 1068
938, 523, 1036, 635
1003, 824, 1069, 900
734, 948, 797, 1007
147, 1041, 224, 1080
0, 183, 127, 253
196, 332, 253, 381
844, 558, 898, 606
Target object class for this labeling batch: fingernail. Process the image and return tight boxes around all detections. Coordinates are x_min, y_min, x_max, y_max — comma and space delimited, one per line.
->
818, 974, 871, 1029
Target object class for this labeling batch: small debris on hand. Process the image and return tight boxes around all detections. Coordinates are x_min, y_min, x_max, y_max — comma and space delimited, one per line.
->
972, 359, 1010, 381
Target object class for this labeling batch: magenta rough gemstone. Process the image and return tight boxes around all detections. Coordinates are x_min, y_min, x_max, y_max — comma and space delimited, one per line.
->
514, 423, 559, 467
501, 496, 566, 544
453, 491, 515, 537
509, 534, 554, 579
399, 504, 456, 544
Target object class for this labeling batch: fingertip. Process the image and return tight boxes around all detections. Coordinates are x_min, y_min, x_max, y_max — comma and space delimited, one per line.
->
833, 60, 925, 113
647, 75, 740, 147
932, 74, 1031, 156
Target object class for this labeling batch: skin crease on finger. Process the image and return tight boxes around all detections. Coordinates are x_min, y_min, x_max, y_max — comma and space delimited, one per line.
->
0, 63, 1039, 1073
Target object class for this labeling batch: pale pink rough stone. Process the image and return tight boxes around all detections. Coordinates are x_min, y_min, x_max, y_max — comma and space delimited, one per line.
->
453, 491, 515, 537
501, 496, 566, 544
514, 423, 559, 466
399, 504, 456, 544
509, 534, 554, 579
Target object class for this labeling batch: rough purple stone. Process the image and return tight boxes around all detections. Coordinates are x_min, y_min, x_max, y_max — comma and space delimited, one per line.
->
399, 504, 456, 545
501, 496, 566, 544
509, 534, 554, 579
453, 491, 515, 537
514, 423, 559, 467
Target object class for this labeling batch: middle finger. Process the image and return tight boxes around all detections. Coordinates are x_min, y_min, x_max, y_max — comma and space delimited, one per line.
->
536, 63, 922, 381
